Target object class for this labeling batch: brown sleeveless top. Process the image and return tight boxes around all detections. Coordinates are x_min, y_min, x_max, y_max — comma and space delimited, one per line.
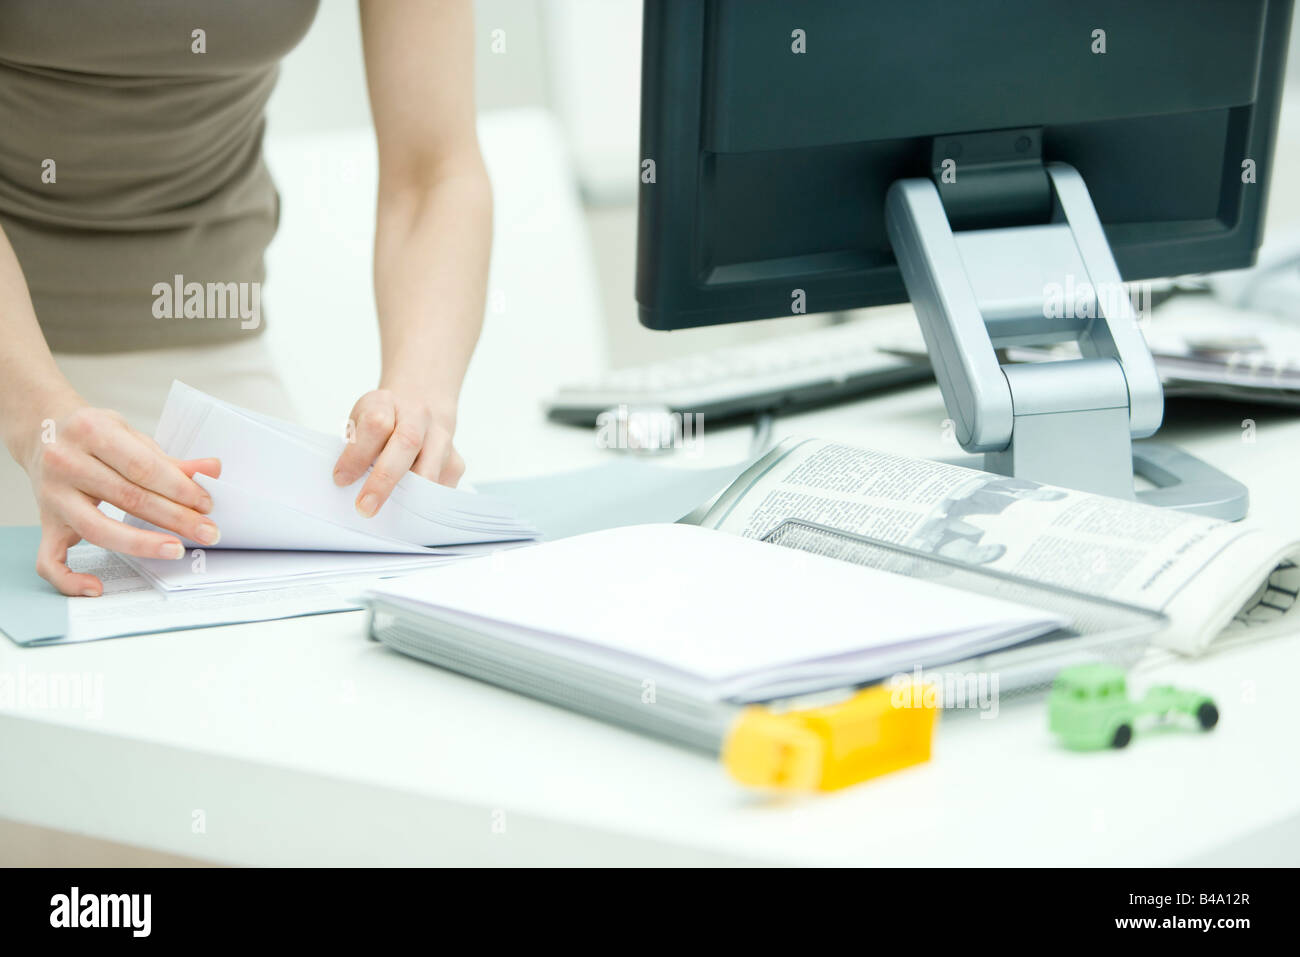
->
0, 0, 320, 352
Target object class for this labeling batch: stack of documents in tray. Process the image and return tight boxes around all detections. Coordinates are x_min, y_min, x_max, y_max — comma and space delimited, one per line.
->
1140, 301, 1300, 405
1000, 300, 1300, 408
124, 382, 536, 593
364, 523, 1064, 704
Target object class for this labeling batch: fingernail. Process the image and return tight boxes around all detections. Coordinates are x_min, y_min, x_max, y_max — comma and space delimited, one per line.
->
195, 523, 220, 546
159, 541, 185, 559
198, 495, 214, 513
82, 588, 100, 598
333, 469, 349, 486
356, 493, 378, 518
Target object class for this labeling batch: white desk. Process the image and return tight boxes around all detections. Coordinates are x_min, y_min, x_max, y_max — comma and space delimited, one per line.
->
3, 109, 1300, 866
2, 383, 1299, 866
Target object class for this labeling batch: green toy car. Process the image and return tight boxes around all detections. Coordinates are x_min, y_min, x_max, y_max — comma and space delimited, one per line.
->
1048, 663, 1219, 750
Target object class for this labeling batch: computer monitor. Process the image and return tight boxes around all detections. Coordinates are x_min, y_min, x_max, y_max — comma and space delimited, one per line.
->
634, 0, 1294, 519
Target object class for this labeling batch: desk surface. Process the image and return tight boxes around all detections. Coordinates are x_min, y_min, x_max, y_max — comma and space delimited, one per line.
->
3, 381, 1300, 866
4, 109, 1300, 865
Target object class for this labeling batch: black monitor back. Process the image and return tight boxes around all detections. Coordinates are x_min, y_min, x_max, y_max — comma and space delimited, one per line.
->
636, 0, 1294, 330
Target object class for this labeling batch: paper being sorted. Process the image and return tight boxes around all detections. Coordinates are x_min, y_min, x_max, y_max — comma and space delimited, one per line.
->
130, 381, 537, 554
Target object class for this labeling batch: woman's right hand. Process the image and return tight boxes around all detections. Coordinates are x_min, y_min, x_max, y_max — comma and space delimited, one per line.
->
17, 401, 223, 597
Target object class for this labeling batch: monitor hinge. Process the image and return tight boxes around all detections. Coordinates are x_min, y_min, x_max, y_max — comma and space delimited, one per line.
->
930, 127, 1052, 231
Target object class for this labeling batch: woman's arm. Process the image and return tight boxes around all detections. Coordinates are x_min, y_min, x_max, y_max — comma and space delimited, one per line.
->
332, 0, 492, 516
0, 227, 83, 460
0, 225, 220, 595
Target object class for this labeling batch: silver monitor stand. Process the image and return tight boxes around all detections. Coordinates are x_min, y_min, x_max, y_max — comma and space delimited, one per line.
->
885, 160, 1248, 521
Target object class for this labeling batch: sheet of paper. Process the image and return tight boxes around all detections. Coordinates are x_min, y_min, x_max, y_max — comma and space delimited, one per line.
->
479, 459, 752, 541
57, 545, 366, 644
122, 546, 462, 595
170, 475, 449, 553
130, 381, 536, 552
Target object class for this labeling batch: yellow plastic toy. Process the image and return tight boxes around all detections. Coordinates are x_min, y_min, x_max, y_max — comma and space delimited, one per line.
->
721, 681, 939, 791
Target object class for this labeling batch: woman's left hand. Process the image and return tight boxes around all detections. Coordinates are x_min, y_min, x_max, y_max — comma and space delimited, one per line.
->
332, 388, 465, 517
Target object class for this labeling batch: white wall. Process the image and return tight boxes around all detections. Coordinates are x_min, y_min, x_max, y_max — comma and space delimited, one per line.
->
265, 2, 1300, 373
270, 3, 1299, 164
266, 0, 550, 136
540, 0, 642, 203
1290, 10, 1300, 89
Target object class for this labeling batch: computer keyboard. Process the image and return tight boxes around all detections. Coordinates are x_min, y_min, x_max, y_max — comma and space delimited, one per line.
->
545, 318, 932, 426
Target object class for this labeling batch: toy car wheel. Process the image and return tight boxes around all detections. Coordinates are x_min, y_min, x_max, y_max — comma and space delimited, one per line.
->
1197, 702, 1219, 730
1111, 723, 1133, 749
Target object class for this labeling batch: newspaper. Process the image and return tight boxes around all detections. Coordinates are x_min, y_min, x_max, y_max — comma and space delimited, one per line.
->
696, 438, 1300, 655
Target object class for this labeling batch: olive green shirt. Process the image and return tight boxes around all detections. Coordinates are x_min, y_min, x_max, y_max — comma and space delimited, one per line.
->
0, 0, 319, 352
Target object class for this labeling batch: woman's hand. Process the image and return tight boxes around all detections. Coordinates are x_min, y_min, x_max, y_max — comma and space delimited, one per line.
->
332, 388, 465, 517
18, 401, 222, 596
346, 1, 489, 517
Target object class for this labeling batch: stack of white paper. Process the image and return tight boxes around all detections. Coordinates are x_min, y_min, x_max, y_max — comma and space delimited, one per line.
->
59, 544, 366, 642
124, 545, 489, 596
122, 382, 536, 593
366, 523, 1065, 703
